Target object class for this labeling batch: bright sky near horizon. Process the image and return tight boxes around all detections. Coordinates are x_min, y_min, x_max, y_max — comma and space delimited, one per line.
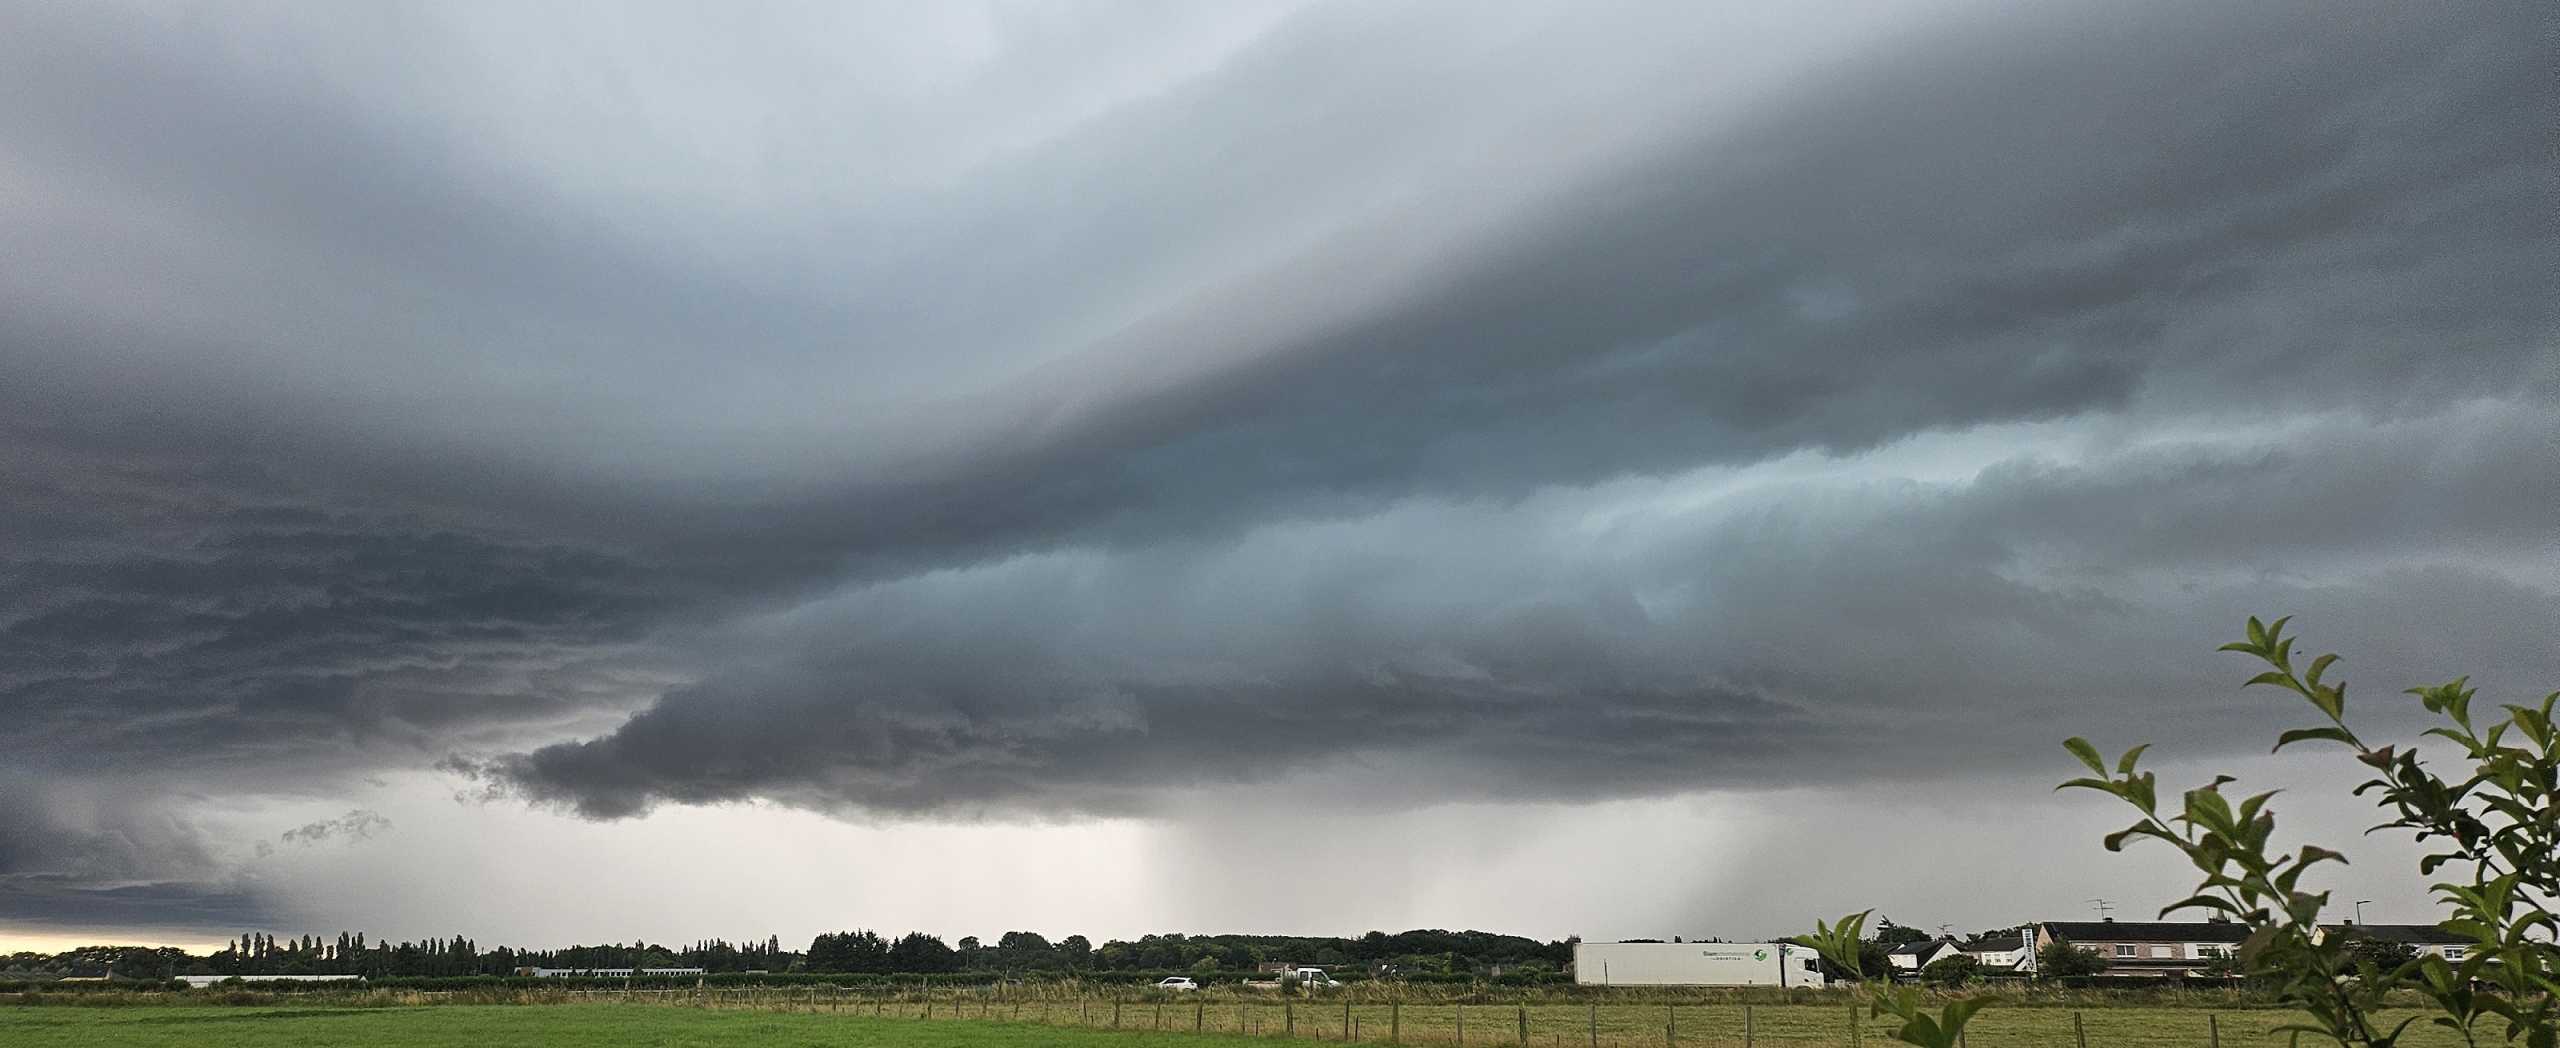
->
0, 0, 2550, 954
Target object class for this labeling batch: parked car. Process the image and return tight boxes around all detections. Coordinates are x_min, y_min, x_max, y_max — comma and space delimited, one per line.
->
1154, 976, 1200, 992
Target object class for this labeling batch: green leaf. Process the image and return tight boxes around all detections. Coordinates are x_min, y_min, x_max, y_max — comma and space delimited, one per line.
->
2062, 737, 2107, 775
2273, 726, 2357, 752
2303, 652, 2339, 688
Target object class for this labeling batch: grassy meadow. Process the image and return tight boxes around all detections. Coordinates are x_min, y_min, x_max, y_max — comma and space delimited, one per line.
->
0, 989, 2492, 1048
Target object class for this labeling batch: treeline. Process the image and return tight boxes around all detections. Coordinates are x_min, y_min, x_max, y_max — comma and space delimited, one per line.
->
804, 928, 1569, 976
2, 933, 799, 979
3, 927, 1570, 980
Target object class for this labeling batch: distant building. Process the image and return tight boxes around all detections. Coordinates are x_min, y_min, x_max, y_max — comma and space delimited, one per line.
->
2036, 919, 2249, 978
517, 967, 708, 978
1886, 939, 1964, 975
1963, 934, 2034, 971
180, 974, 363, 988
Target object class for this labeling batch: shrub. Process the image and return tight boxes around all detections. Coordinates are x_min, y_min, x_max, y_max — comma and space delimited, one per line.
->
1920, 955, 1983, 987
2063, 616, 2557, 1048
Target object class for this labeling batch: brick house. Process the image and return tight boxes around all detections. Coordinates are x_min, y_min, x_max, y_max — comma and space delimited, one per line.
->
2035, 919, 2250, 978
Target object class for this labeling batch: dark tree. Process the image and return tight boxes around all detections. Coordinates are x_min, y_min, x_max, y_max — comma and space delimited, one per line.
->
888, 932, 958, 973
807, 930, 891, 974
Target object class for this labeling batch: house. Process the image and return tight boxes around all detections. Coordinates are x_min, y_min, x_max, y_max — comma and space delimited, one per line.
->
2035, 919, 2250, 978
1962, 934, 2034, 971
2320, 924, 2474, 962
1886, 938, 1963, 975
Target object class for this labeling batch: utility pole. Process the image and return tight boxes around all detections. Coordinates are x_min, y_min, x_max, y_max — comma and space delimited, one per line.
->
2087, 900, 2113, 920
2354, 901, 2371, 924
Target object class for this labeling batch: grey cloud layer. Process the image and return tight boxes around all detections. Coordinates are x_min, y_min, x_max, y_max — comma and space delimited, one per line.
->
0, 0, 2551, 920
500, 401, 2560, 817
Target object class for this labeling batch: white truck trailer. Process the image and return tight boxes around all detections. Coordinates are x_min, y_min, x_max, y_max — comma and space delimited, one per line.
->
1572, 942, 1826, 988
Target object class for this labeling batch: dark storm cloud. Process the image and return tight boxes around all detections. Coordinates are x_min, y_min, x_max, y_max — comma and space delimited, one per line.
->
0, 410, 677, 778
0, 0, 2549, 915
496, 401, 2560, 817
566, 0, 2550, 573
488, 0, 2554, 815
0, 777, 281, 929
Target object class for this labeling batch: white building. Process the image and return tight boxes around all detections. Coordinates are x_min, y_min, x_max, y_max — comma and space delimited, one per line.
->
181, 974, 363, 988
1963, 933, 2034, 971
1886, 938, 1963, 974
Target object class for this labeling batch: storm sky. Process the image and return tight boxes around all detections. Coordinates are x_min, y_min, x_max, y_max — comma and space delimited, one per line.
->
1, 0, 2552, 951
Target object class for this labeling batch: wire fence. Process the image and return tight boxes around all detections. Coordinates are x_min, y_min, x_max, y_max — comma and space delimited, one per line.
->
569, 985, 2474, 1048
4, 982, 2487, 1047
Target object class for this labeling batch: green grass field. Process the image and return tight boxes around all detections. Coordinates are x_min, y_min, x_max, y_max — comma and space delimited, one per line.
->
0, 1001, 2490, 1048
1, 1005, 1270, 1048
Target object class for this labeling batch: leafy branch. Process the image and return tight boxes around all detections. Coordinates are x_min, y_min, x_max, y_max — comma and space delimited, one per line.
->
1794, 911, 1990, 1048
2063, 616, 2557, 1048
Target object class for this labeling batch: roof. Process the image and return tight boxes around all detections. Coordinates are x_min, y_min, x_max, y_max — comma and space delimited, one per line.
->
1967, 936, 2027, 952
1886, 938, 1959, 959
2042, 921, 2249, 944
2328, 924, 2470, 946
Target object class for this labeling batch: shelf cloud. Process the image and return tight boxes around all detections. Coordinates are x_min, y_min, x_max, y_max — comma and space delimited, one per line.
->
0, 0, 2549, 934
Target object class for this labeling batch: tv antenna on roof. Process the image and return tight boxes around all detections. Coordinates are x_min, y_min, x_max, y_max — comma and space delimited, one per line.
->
2089, 899, 2115, 920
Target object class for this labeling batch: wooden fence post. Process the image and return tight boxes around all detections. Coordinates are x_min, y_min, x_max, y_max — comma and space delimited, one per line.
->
1589, 1003, 1598, 1048
2074, 1011, 2087, 1048
2210, 1014, 2221, 1048
1744, 1005, 1753, 1048
1518, 1005, 1529, 1045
